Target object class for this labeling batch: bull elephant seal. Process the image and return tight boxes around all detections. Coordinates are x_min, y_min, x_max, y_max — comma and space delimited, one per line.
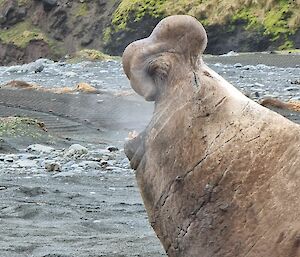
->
122, 15, 300, 257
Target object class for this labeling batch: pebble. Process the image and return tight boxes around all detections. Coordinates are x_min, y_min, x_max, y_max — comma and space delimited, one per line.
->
15, 159, 37, 168
285, 87, 300, 92
45, 161, 61, 172
234, 63, 242, 68
64, 144, 88, 157
78, 161, 100, 169
0, 144, 131, 177
254, 82, 265, 87
107, 146, 119, 152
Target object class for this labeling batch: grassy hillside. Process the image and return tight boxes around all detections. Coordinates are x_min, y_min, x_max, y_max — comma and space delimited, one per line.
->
105, 0, 300, 53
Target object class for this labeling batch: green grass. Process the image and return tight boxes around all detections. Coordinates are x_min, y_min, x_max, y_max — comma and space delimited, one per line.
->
105, 0, 300, 51
0, 117, 47, 138
111, 0, 166, 32
68, 49, 118, 63
0, 21, 49, 48
263, 2, 293, 40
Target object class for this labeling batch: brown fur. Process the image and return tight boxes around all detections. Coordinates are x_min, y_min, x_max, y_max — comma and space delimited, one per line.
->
260, 98, 300, 112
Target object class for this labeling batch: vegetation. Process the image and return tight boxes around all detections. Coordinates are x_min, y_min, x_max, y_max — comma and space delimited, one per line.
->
105, 0, 300, 50
17, 0, 30, 6
0, 117, 48, 139
111, 0, 165, 31
71, 49, 115, 62
0, 21, 49, 48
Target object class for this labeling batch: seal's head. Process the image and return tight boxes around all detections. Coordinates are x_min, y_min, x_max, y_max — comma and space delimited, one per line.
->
122, 15, 207, 102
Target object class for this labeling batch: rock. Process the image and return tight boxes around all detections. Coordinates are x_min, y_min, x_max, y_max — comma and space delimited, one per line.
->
254, 91, 260, 97
64, 71, 77, 78
15, 159, 37, 168
220, 50, 239, 56
285, 86, 300, 92
0, 0, 27, 26
4, 59, 49, 74
242, 65, 253, 70
64, 144, 88, 157
254, 82, 265, 87
106, 146, 119, 152
78, 161, 100, 169
41, 0, 58, 10
233, 63, 242, 68
27, 144, 54, 154
45, 161, 61, 172
291, 80, 300, 85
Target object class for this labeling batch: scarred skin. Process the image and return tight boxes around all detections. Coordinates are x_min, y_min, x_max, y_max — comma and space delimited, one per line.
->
123, 15, 300, 257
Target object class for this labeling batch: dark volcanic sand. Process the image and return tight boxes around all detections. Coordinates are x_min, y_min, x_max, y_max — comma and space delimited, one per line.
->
0, 54, 299, 257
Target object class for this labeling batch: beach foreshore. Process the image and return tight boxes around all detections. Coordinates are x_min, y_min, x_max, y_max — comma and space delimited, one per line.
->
0, 55, 299, 256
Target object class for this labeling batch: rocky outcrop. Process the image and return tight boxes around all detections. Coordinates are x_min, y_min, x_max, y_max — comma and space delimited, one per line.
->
0, 0, 120, 65
105, 0, 300, 55
123, 15, 300, 257
0, 0, 299, 65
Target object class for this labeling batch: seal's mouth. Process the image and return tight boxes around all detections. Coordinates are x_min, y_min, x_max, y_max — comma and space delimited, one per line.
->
124, 130, 146, 170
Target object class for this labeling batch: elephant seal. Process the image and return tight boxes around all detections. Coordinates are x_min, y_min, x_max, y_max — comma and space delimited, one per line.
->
122, 15, 300, 257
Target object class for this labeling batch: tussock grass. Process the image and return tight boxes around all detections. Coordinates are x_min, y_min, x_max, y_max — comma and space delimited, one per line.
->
109, 0, 299, 50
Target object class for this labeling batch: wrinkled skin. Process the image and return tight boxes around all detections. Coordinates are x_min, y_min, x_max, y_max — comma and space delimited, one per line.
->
123, 15, 300, 257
